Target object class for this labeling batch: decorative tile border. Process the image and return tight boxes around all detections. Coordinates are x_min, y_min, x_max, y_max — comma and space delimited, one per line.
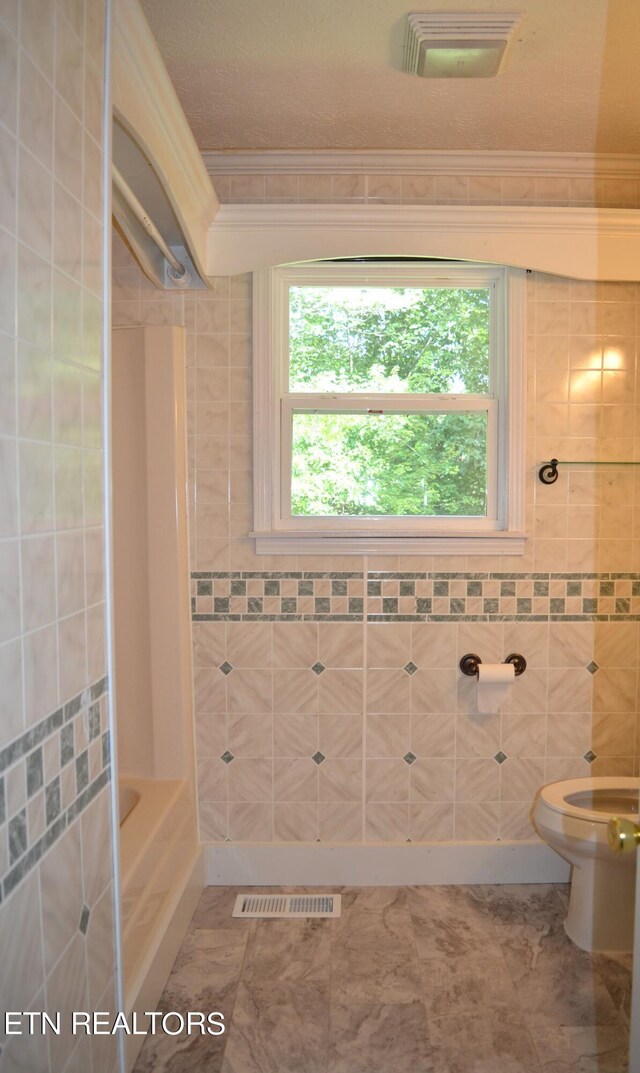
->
191, 572, 640, 622
0, 677, 110, 903
192, 572, 365, 621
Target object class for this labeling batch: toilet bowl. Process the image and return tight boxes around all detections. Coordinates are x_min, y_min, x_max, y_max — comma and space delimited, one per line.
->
533, 776, 639, 952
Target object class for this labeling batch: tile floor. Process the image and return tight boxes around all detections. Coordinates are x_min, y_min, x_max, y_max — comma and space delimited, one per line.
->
133, 884, 632, 1073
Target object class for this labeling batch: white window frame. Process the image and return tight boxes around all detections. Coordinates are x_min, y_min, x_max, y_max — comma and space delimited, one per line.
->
252, 261, 527, 556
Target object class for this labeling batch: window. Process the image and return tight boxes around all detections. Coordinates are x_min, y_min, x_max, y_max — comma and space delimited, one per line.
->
253, 261, 526, 555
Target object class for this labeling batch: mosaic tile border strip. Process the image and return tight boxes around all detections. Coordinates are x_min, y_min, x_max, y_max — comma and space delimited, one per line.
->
191, 572, 640, 622
192, 572, 365, 621
0, 677, 110, 903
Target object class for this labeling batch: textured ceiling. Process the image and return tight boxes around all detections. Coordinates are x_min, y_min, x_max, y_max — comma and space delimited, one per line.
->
140, 0, 640, 153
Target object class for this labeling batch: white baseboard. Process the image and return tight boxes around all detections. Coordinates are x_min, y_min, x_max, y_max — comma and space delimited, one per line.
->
204, 841, 570, 887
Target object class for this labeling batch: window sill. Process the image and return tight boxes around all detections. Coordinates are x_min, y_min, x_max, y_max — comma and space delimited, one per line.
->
252, 532, 527, 556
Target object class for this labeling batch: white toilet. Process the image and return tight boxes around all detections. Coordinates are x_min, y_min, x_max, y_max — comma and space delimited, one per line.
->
533, 776, 639, 952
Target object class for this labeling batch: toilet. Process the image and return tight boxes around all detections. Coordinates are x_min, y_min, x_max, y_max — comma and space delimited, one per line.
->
533, 776, 639, 952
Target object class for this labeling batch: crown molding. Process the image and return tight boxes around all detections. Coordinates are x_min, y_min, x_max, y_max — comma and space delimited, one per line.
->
206, 203, 640, 281
202, 149, 640, 179
112, 0, 219, 283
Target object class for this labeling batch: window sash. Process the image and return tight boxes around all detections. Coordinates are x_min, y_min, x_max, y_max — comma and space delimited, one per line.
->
252, 261, 526, 551
284, 393, 493, 410
280, 395, 497, 528
280, 269, 500, 528
284, 268, 498, 398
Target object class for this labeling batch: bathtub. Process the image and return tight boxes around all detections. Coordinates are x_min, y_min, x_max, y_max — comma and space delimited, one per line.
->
118, 775, 202, 1054
118, 781, 140, 825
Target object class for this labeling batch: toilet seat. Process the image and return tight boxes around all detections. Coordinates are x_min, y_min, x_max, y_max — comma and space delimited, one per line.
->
539, 776, 638, 825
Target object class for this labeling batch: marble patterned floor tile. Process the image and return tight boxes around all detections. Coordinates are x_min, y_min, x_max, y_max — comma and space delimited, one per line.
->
592, 952, 633, 1026
327, 1000, 433, 1073
331, 909, 422, 1005
417, 953, 520, 1019
190, 886, 265, 930
133, 883, 632, 1073
242, 918, 331, 983
331, 946, 422, 1007
220, 979, 330, 1073
481, 883, 569, 927
407, 884, 498, 958
339, 886, 410, 915
428, 1011, 542, 1073
132, 968, 232, 1073
134, 928, 250, 1073
498, 922, 624, 1028
332, 904, 413, 951
133, 1022, 228, 1073
168, 927, 251, 996
528, 1023, 629, 1072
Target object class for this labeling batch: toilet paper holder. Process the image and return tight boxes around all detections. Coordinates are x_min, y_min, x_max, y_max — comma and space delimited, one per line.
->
459, 652, 527, 677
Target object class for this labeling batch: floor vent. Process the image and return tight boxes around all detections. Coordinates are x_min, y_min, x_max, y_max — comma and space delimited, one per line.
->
232, 893, 341, 919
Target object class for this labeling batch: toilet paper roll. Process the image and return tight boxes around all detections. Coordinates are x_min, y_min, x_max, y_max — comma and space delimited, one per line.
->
476, 662, 515, 715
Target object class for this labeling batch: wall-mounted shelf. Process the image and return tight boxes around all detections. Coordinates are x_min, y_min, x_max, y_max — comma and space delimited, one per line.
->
538, 458, 640, 484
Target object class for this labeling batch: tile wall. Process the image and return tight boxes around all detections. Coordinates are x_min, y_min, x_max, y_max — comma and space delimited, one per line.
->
0, 3, 117, 1071
211, 170, 640, 209
112, 156, 640, 847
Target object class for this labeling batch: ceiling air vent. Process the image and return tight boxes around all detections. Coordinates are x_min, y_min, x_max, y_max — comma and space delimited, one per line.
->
404, 12, 521, 78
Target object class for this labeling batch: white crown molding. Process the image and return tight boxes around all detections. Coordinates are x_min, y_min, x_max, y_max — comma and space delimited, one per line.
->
207, 203, 640, 281
112, 0, 219, 282
202, 149, 640, 179
212, 202, 640, 234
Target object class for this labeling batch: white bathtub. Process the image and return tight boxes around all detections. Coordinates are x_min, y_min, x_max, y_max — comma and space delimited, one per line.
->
118, 781, 140, 825
118, 777, 202, 1039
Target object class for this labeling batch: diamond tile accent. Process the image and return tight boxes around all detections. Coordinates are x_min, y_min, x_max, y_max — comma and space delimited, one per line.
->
404, 661, 418, 676
312, 751, 326, 765
219, 661, 234, 676
311, 661, 326, 676
79, 905, 90, 935
586, 661, 599, 675
584, 750, 597, 763
493, 751, 507, 764
403, 752, 417, 765
221, 751, 235, 764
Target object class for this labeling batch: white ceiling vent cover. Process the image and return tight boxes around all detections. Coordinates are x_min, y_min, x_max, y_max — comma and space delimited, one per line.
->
232, 893, 341, 918
404, 13, 521, 78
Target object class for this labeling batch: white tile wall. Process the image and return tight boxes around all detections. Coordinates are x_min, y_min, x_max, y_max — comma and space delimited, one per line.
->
0, 3, 116, 1070
113, 153, 640, 847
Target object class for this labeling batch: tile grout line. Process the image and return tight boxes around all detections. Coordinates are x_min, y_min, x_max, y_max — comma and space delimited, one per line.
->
221, 917, 256, 1069
405, 886, 433, 1054
271, 622, 275, 841
490, 912, 550, 1073
13, 8, 28, 783
361, 557, 368, 842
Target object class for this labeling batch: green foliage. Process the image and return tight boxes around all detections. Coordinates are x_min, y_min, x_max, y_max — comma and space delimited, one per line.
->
288, 285, 490, 518
291, 412, 487, 517
289, 285, 489, 393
